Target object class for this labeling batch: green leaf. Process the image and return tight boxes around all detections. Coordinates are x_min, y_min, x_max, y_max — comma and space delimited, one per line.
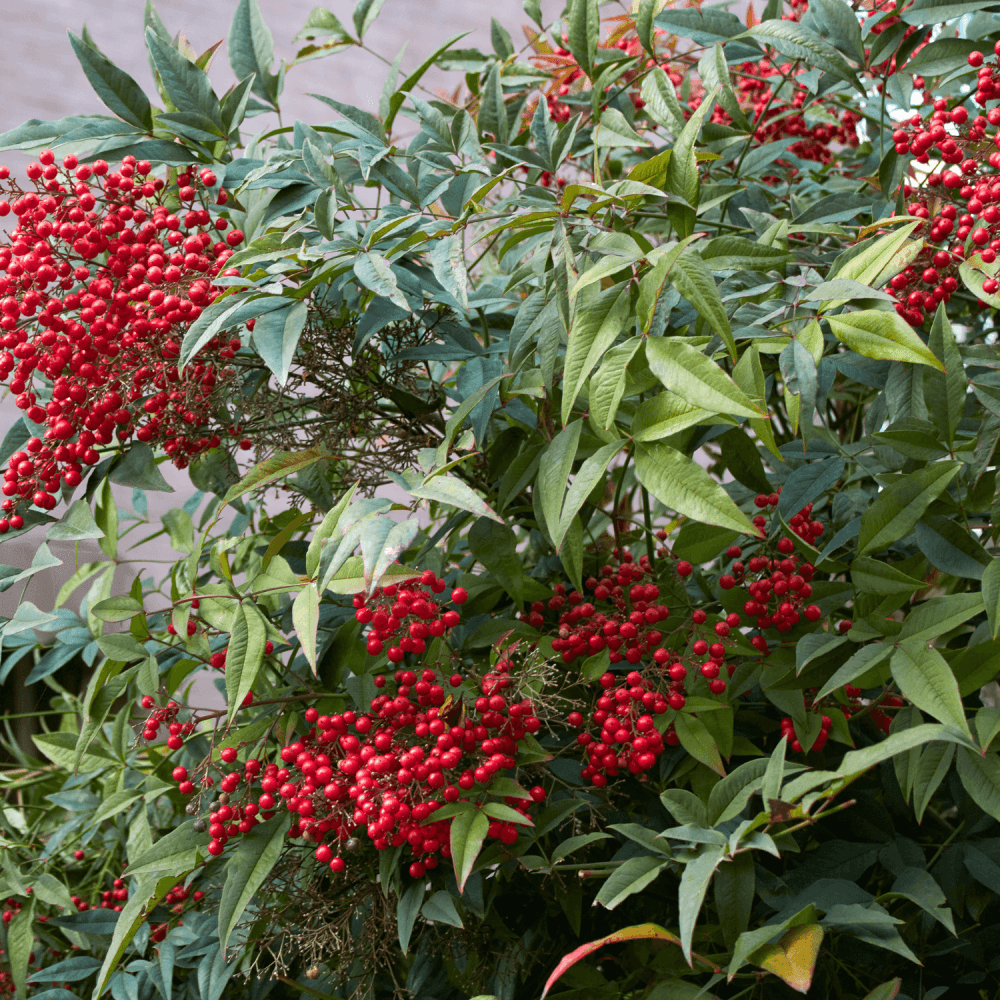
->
408, 475, 502, 524
355, 251, 410, 312
225, 603, 268, 723
292, 584, 320, 677
93, 872, 189, 999
145, 27, 222, 127
566, 0, 599, 79
666, 86, 719, 207
468, 518, 531, 603
747, 20, 863, 92
305, 484, 358, 577
125, 822, 204, 877
826, 310, 944, 370
218, 814, 290, 950
220, 446, 326, 509
91, 596, 144, 624
109, 442, 173, 492
851, 556, 925, 596
68, 33, 153, 131
807, 0, 865, 64
422, 890, 463, 927
916, 515, 990, 580
678, 847, 726, 965
699, 236, 790, 272
925, 305, 965, 447
553, 441, 625, 551
430, 233, 469, 311
673, 711, 726, 776
660, 788, 709, 828
641, 68, 687, 133
912, 742, 954, 823
897, 591, 984, 644
715, 851, 755, 949
631, 394, 730, 444
562, 283, 630, 425
253, 299, 308, 384
646, 339, 761, 419
667, 248, 736, 358
637, 0, 658, 55
595, 855, 670, 910
984, 559, 1000, 639
353, 0, 386, 39
635, 443, 761, 537
8, 896, 35, 1000
45, 500, 104, 542
228, 0, 279, 107
708, 757, 771, 825
890, 638, 971, 739
956, 748, 1000, 822
162, 508, 195, 553
538, 420, 583, 538
838, 724, 972, 776
594, 107, 651, 148
449, 805, 489, 892
857, 462, 960, 556
397, 881, 424, 953
96, 634, 149, 663
591, 340, 642, 429
91, 789, 143, 826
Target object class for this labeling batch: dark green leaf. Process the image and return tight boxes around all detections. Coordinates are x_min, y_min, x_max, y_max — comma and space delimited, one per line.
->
68, 33, 153, 131
218, 814, 291, 949
228, 0, 280, 106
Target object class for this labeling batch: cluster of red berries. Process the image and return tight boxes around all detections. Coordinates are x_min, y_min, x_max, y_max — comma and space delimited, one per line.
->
714, 57, 861, 168
140, 697, 194, 752
354, 571, 463, 662
877, 45, 1000, 325
540, 553, 670, 667
571, 670, 670, 785
0, 152, 249, 518
184, 645, 543, 877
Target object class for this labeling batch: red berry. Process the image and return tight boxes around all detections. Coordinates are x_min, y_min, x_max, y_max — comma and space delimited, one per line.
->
451, 587, 468, 604
676, 560, 693, 577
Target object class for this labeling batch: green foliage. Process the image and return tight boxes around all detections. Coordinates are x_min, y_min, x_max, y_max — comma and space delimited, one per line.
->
4, 2, 1000, 1000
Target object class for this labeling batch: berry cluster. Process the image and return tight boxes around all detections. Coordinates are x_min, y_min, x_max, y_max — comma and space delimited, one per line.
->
140, 697, 194, 752
0, 153, 248, 520
876, 45, 1000, 325
354, 571, 461, 661
183, 647, 543, 878
571, 670, 670, 786
542, 553, 670, 667
714, 56, 861, 168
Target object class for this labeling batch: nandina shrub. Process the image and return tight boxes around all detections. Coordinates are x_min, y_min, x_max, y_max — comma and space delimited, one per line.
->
4, 1, 1000, 1000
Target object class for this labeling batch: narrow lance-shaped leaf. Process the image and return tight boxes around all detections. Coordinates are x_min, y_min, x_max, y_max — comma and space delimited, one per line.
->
68, 33, 154, 131
292, 584, 320, 676
889, 639, 972, 739
635, 442, 762, 537
218, 815, 291, 950
646, 339, 762, 418
679, 847, 726, 965
827, 310, 944, 370
225, 603, 268, 723
449, 804, 489, 892
857, 462, 959, 555
219, 446, 327, 509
